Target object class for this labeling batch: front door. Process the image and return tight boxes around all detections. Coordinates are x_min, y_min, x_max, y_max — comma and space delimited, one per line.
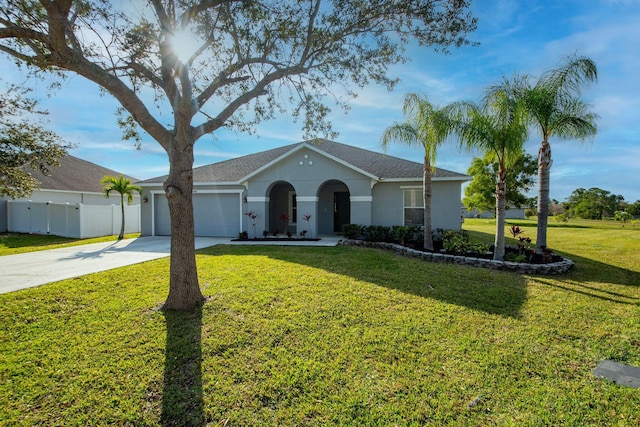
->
333, 192, 350, 233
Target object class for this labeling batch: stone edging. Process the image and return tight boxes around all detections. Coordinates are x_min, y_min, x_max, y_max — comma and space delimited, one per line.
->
338, 239, 575, 275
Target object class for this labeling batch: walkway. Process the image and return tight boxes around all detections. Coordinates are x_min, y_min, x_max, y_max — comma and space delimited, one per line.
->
0, 236, 341, 294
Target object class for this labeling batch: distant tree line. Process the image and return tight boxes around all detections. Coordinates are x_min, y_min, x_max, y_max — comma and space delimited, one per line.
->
559, 187, 640, 220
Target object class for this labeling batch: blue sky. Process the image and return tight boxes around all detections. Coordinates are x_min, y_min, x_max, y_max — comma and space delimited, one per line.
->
3, 0, 639, 203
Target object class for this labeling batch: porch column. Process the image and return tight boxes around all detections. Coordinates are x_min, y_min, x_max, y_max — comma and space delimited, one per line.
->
296, 196, 318, 238
350, 196, 373, 226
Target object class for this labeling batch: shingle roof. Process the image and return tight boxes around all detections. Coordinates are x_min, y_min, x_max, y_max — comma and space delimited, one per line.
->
25, 155, 139, 193
140, 139, 468, 184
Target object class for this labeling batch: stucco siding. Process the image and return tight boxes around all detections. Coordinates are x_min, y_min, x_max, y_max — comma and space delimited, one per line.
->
372, 182, 405, 226
372, 181, 463, 230
431, 181, 464, 230
247, 147, 372, 198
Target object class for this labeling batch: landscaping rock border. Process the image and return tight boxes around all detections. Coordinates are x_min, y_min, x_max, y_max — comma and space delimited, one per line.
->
338, 239, 575, 275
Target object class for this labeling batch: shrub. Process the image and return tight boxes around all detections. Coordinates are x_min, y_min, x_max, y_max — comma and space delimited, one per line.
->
442, 230, 469, 255
362, 225, 393, 242
505, 252, 527, 262
342, 224, 363, 240
392, 226, 410, 245
439, 230, 489, 255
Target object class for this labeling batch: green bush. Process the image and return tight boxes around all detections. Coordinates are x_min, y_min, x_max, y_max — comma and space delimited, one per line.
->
392, 226, 410, 244
440, 230, 489, 255
342, 224, 363, 239
363, 225, 393, 242
442, 230, 468, 255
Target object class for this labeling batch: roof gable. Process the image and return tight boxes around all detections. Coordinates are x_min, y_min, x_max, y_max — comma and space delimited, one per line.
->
239, 142, 379, 182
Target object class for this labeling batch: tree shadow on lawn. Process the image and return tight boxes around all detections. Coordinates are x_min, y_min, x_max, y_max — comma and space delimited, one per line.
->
530, 251, 640, 305
161, 307, 205, 426
467, 229, 640, 289
201, 245, 529, 319
198, 231, 639, 318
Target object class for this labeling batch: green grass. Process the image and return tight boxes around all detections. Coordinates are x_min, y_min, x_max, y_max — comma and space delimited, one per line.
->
0, 232, 141, 255
1, 221, 639, 425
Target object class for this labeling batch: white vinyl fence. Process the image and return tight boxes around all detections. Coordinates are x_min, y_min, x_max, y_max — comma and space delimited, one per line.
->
7, 200, 140, 238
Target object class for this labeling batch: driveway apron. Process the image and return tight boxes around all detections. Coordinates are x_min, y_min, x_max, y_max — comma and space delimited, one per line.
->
0, 237, 222, 294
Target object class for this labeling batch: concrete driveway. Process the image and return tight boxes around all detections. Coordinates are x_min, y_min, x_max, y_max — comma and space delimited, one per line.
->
0, 236, 341, 294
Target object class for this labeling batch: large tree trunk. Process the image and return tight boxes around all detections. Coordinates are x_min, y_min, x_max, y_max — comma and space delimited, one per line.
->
423, 154, 434, 251
494, 166, 507, 261
162, 135, 205, 311
536, 140, 552, 253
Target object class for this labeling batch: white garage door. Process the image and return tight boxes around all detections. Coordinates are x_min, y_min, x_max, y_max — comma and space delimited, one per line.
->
154, 193, 241, 237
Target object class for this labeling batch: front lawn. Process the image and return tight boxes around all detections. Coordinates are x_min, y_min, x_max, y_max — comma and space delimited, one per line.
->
0, 232, 141, 255
0, 221, 638, 425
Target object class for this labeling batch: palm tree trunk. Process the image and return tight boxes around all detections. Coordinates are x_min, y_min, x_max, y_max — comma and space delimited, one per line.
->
162, 136, 205, 311
494, 166, 507, 261
118, 194, 125, 240
423, 155, 434, 251
536, 140, 552, 253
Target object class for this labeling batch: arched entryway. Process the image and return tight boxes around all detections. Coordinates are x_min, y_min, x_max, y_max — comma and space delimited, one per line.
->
267, 181, 297, 236
317, 180, 350, 235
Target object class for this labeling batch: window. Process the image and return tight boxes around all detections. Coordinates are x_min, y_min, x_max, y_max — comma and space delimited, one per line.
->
403, 189, 424, 226
288, 191, 297, 225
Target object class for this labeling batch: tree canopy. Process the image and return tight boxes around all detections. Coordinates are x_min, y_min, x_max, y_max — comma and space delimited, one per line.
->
565, 187, 624, 220
627, 200, 640, 217
0, 83, 70, 198
0, 0, 477, 310
463, 151, 537, 214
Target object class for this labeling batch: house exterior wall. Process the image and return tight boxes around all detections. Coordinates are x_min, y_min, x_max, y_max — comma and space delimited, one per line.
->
245, 147, 374, 236
247, 147, 372, 197
372, 180, 464, 230
138, 145, 467, 238
432, 181, 465, 230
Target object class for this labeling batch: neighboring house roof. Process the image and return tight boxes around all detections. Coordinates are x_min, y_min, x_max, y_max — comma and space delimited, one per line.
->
25, 155, 139, 193
139, 139, 469, 184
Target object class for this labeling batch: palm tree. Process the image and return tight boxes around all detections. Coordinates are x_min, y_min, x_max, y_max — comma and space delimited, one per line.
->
381, 93, 455, 251
525, 54, 598, 252
454, 76, 529, 260
101, 174, 142, 240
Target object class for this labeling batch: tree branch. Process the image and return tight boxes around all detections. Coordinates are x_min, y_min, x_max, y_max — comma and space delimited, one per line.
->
195, 64, 308, 138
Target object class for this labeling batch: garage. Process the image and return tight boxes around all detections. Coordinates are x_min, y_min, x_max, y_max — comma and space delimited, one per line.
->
154, 192, 241, 237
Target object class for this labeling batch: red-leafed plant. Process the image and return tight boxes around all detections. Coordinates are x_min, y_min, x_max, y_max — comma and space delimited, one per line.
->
279, 212, 290, 235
